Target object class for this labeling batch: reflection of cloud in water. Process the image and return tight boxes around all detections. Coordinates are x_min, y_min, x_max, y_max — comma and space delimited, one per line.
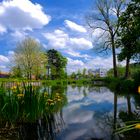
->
64, 110, 94, 124
63, 128, 87, 140
59, 86, 135, 140
67, 86, 127, 106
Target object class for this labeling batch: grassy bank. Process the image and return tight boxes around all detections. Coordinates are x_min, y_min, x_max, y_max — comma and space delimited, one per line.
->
104, 76, 139, 93
0, 78, 93, 87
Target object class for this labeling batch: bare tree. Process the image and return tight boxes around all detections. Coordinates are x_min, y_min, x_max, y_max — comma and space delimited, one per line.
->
87, 0, 125, 77
13, 38, 47, 80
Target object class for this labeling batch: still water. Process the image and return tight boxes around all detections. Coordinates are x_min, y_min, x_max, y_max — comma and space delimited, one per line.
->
0, 85, 140, 140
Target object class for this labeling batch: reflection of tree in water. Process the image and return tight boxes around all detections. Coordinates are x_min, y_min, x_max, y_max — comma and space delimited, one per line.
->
93, 92, 140, 140
19, 111, 65, 140
77, 85, 82, 93
87, 86, 110, 94
71, 84, 77, 89
117, 94, 140, 140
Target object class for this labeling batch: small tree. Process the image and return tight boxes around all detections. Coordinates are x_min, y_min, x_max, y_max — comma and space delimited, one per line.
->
70, 72, 76, 79
13, 38, 47, 80
82, 68, 87, 78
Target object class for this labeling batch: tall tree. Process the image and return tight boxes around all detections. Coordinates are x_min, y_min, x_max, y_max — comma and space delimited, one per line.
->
118, 0, 140, 78
82, 68, 87, 78
87, 0, 125, 77
46, 49, 67, 79
13, 38, 47, 80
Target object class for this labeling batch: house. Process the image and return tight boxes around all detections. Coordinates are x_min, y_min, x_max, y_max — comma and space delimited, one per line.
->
0, 72, 10, 78
88, 68, 107, 77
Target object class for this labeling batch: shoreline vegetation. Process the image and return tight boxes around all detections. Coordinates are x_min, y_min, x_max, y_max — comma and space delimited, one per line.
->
0, 75, 139, 94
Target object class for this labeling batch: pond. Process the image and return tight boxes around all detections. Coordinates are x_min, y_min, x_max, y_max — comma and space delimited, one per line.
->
0, 84, 140, 140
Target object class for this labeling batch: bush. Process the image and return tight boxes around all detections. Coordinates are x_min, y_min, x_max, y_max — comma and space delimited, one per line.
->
132, 71, 140, 91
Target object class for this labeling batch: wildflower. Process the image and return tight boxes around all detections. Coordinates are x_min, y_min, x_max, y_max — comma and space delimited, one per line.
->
11, 86, 16, 90
17, 82, 20, 86
17, 94, 24, 98
44, 92, 48, 97
57, 99, 61, 102
138, 86, 140, 94
47, 99, 54, 105
135, 124, 140, 129
56, 93, 60, 96
50, 103, 54, 106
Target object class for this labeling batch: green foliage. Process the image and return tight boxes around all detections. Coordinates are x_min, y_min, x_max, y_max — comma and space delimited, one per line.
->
107, 66, 125, 78
132, 70, 140, 91
118, 0, 140, 63
70, 72, 76, 79
0, 83, 67, 125
12, 38, 47, 80
10, 66, 22, 78
107, 64, 140, 78
46, 49, 67, 79
104, 77, 134, 92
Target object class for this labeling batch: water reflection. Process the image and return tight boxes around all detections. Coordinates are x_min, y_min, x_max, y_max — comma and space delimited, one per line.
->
58, 85, 140, 140
19, 112, 65, 140
0, 84, 140, 140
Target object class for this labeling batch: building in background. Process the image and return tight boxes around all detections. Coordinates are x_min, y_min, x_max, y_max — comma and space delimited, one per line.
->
0, 72, 10, 78
88, 68, 107, 78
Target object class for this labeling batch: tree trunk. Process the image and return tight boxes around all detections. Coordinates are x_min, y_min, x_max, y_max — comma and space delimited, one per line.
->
127, 95, 132, 115
111, 37, 118, 77
125, 57, 130, 79
113, 92, 118, 130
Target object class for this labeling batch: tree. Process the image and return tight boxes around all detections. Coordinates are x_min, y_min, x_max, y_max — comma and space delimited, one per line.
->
82, 68, 87, 78
13, 38, 47, 80
46, 49, 67, 79
77, 69, 82, 79
107, 65, 125, 77
117, 0, 140, 78
70, 72, 76, 79
87, 0, 125, 77
10, 66, 22, 78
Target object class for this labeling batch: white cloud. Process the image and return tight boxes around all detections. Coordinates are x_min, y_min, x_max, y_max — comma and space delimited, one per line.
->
92, 28, 103, 38
67, 57, 86, 73
43, 29, 93, 50
86, 56, 113, 69
0, 0, 51, 32
66, 56, 115, 74
69, 37, 92, 50
64, 20, 87, 33
11, 30, 27, 40
0, 55, 9, 63
0, 65, 6, 69
65, 49, 91, 59
0, 24, 6, 34
43, 29, 69, 49
8, 51, 15, 56
0, 55, 10, 71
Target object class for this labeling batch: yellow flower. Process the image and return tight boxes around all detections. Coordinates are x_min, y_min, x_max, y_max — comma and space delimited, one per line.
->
56, 93, 60, 96
50, 103, 54, 106
57, 99, 61, 102
138, 86, 140, 94
11, 86, 16, 90
135, 124, 140, 129
17, 82, 20, 86
17, 94, 24, 97
44, 92, 48, 97
47, 99, 54, 105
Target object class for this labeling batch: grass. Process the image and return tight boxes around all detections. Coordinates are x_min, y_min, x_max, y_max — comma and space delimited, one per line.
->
0, 83, 67, 126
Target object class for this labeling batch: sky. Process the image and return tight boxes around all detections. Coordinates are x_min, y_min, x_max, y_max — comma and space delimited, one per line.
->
0, 0, 121, 74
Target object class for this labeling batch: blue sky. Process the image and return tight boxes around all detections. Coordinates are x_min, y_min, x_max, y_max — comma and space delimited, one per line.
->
0, 0, 116, 73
